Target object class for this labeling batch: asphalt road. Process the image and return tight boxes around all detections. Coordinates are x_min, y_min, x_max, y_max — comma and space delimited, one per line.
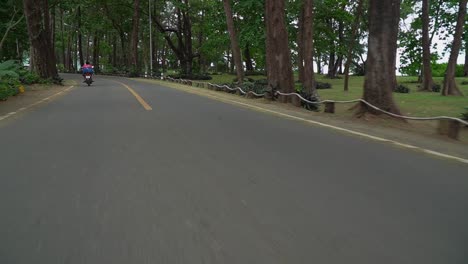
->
1, 74, 467, 264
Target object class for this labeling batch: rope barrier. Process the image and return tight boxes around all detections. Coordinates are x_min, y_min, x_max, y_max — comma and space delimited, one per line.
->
163, 77, 468, 126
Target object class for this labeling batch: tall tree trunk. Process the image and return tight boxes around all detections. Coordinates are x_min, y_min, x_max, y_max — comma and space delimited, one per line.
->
223, 0, 244, 83
297, 7, 305, 83
265, 0, 295, 102
77, 6, 84, 66
344, 0, 364, 91
316, 53, 322, 74
244, 44, 254, 72
60, 8, 65, 68
181, 2, 193, 75
129, 0, 141, 73
161, 42, 167, 73
50, 5, 55, 53
23, 0, 59, 80
464, 39, 468, 77
302, 0, 316, 95
66, 32, 71, 71
420, 0, 434, 91
85, 35, 91, 61
442, 0, 466, 96
357, 0, 401, 116
112, 34, 117, 67
93, 33, 99, 72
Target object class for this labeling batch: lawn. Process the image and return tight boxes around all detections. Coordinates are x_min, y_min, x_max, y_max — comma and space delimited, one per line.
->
202, 73, 468, 118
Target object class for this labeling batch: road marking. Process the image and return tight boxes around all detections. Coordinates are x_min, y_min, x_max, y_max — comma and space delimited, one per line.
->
112, 80, 152, 111
0, 85, 74, 122
151, 80, 468, 165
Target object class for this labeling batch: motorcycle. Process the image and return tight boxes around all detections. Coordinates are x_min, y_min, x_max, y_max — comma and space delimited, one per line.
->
83, 72, 93, 86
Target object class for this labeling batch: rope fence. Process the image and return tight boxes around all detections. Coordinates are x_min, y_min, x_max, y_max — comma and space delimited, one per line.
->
162, 76, 468, 127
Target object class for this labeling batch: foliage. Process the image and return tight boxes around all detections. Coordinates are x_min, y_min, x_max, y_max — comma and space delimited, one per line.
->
316, 81, 332, 89
431, 63, 465, 77
461, 107, 468, 121
168, 73, 212, 80
0, 76, 20, 100
0, 60, 21, 78
298, 92, 320, 112
394, 84, 410, 93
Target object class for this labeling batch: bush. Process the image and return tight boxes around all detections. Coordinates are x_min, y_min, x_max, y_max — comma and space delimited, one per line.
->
432, 63, 465, 77
461, 107, 468, 121
394, 84, 410, 93
431, 84, 441, 92
233, 77, 255, 83
19, 72, 40, 85
168, 73, 212, 80
0, 77, 21, 100
245, 70, 266, 76
316, 82, 332, 89
0, 60, 21, 79
461, 81, 468, 85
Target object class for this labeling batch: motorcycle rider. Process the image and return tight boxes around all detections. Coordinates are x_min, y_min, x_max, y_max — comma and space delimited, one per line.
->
81, 61, 94, 82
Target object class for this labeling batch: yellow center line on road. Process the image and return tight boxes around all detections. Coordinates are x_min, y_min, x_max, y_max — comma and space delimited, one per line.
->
110, 80, 152, 111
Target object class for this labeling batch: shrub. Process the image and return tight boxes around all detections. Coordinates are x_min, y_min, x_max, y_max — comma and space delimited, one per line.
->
233, 77, 255, 83
245, 70, 266, 76
394, 84, 410, 93
461, 107, 468, 121
461, 81, 468, 85
20, 72, 40, 85
316, 82, 332, 89
168, 73, 212, 80
298, 92, 320, 111
0, 60, 21, 79
431, 84, 441, 92
0, 82, 10, 100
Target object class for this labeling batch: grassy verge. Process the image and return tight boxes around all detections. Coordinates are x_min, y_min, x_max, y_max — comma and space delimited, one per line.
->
200, 73, 468, 117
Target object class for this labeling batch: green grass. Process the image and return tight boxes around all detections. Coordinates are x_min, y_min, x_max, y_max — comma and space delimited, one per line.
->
202, 73, 468, 118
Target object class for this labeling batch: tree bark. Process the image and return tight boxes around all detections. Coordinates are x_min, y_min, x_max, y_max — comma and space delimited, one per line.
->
60, 8, 66, 68
129, 0, 141, 73
301, 0, 316, 95
23, 0, 59, 80
420, 0, 434, 91
223, 0, 244, 83
442, 0, 466, 96
343, 1, 364, 91
297, 7, 305, 83
464, 39, 468, 77
357, 0, 401, 116
93, 33, 99, 72
77, 6, 84, 66
265, 0, 295, 101
244, 44, 254, 71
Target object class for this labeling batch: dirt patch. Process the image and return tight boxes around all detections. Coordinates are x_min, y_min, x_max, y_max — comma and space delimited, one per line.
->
0, 81, 74, 117
137, 78, 468, 160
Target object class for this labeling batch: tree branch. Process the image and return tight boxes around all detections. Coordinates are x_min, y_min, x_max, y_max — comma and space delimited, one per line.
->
0, 9, 24, 52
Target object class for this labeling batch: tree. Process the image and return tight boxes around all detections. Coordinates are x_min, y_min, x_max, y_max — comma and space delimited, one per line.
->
420, 0, 434, 91
343, 0, 364, 91
265, 0, 294, 102
442, 0, 467, 96
23, 0, 59, 81
357, 0, 401, 116
0, 5, 23, 52
464, 39, 468, 76
300, 0, 316, 96
129, 0, 141, 73
223, 0, 243, 83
